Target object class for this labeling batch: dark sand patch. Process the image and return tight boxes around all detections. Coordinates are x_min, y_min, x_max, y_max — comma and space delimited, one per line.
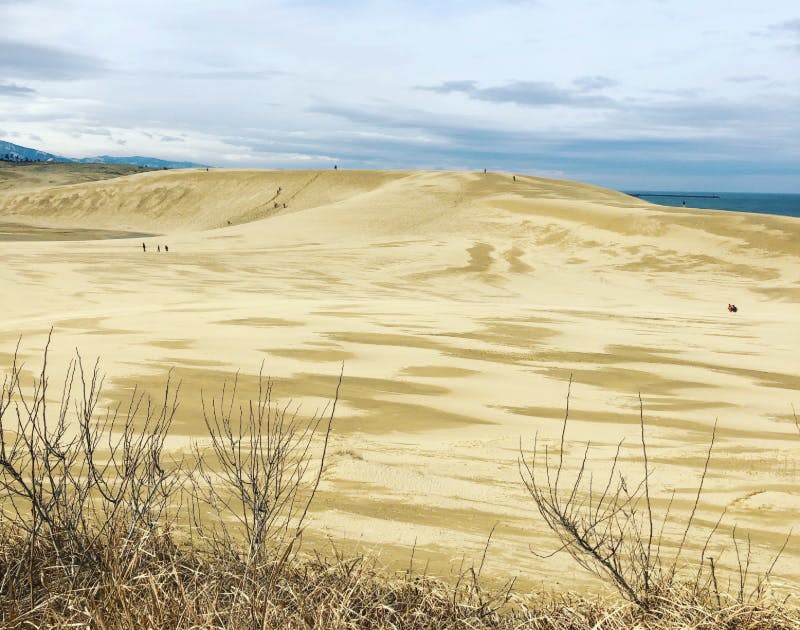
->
666, 212, 800, 259
410, 241, 505, 283
0, 221, 151, 242
465, 242, 494, 272
533, 225, 573, 246
504, 246, 532, 273
752, 285, 800, 302
312, 309, 371, 319
329, 330, 544, 367
399, 365, 479, 378
265, 347, 355, 362
372, 239, 426, 248
503, 404, 756, 438
525, 347, 664, 366
498, 197, 669, 238
434, 320, 557, 350
103, 365, 486, 436
315, 487, 510, 536
54, 316, 134, 336
538, 365, 707, 396
443, 347, 537, 366
663, 453, 800, 480
592, 345, 799, 392
618, 252, 780, 281
218, 316, 302, 327
326, 332, 446, 351
345, 399, 488, 434
161, 357, 227, 368
638, 396, 737, 412
150, 339, 193, 350
698, 363, 798, 390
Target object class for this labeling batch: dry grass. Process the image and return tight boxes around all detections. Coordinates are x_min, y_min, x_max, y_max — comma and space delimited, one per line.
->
0, 343, 797, 628
2, 530, 797, 629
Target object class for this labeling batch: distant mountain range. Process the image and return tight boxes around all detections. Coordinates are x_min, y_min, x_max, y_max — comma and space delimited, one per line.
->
0, 139, 205, 169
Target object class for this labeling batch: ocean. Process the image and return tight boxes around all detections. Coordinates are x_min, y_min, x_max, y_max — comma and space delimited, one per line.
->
624, 191, 800, 218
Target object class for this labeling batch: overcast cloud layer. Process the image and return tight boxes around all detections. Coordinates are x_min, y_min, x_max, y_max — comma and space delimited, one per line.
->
1, 0, 798, 191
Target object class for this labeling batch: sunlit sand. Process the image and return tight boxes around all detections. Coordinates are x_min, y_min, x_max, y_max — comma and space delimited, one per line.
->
1, 165, 798, 593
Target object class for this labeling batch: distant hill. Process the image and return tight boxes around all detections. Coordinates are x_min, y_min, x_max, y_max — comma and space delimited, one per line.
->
0, 140, 62, 163
73, 155, 202, 169
0, 139, 204, 169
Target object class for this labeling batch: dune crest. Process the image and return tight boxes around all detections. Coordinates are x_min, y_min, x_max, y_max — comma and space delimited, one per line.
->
0, 168, 410, 232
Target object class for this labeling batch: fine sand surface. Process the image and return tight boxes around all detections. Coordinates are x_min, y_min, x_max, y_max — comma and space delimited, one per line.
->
0, 161, 154, 194
1, 166, 798, 594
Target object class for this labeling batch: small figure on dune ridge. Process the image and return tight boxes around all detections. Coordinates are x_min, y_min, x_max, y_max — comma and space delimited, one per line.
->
165, 245, 169, 252
157, 245, 161, 253
142, 242, 146, 252
727, 303, 738, 313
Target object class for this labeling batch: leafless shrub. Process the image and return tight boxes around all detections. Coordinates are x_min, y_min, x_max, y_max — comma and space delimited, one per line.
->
519, 376, 791, 613
0, 332, 181, 596
193, 364, 339, 565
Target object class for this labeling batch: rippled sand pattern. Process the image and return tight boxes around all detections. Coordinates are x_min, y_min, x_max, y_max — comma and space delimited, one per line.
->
1, 166, 798, 592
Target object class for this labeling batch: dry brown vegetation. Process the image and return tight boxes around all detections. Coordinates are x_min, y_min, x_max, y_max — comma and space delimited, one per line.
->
0, 341, 797, 629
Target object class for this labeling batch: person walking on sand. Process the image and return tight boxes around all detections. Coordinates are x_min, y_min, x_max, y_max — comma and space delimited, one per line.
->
142, 242, 146, 252
165, 245, 169, 252
157, 245, 161, 253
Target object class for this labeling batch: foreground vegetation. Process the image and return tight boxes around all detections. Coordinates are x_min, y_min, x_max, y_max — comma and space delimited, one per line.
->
0, 339, 796, 628
3, 530, 796, 629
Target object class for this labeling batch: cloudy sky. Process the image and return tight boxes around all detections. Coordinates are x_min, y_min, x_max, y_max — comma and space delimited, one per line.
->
1, 0, 799, 191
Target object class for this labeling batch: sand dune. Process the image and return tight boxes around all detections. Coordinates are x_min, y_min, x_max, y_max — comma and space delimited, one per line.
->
0, 161, 152, 194
1, 167, 798, 592
0, 167, 406, 232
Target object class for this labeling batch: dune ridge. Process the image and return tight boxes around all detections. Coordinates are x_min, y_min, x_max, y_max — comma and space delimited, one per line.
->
0, 168, 409, 232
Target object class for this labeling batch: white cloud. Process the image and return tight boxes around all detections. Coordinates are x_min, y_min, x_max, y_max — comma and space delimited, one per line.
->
0, 0, 797, 190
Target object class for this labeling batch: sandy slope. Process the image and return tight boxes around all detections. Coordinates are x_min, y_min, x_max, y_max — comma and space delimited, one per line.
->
1, 167, 798, 593
0, 161, 153, 194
